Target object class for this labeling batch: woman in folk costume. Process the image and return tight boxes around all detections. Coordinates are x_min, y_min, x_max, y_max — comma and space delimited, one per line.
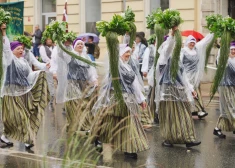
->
155, 27, 201, 147
132, 33, 147, 76
0, 24, 50, 149
180, 34, 214, 119
17, 37, 50, 70
140, 37, 157, 126
50, 37, 74, 114
39, 38, 55, 111
213, 42, 235, 139
56, 37, 98, 132
147, 35, 169, 124
128, 44, 153, 128
141, 36, 156, 77
91, 44, 149, 159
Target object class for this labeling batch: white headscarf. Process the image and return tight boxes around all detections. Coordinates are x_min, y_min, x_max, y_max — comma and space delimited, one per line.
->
184, 35, 196, 48
119, 44, 132, 57
73, 38, 87, 55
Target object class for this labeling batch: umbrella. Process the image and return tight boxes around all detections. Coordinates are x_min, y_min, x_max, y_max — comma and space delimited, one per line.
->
78, 33, 100, 43
181, 30, 204, 41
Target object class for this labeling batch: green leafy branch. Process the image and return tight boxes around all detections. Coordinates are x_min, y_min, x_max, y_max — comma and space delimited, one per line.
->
206, 15, 235, 100
0, 8, 11, 25
206, 14, 235, 37
146, 8, 161, 30
122, 6, 136, 48
0, 8, 12, 88
14, 35, 32, 49
96, 15, 130, 37
41, 20, 96, 66
61, 31, 77, 43
154, 8, 183, 81
155, 8, 183, 30
123, 6, 135, 22
96, 14, 131, 116
148, 34, 156, 45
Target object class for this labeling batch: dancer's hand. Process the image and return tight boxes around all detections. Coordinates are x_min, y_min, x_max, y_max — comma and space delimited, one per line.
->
171, 26, 178, 36
192, 91, 197, 98
46, 63, 51, 69
53, 74, 57, 80
1, 23, 6, 36
143, 72, 147, 77
141, 101, 147, 110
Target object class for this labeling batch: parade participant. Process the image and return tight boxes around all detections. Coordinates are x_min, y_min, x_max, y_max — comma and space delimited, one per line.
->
141, 37, 156, 77
181, 34, 214, 119
56, 37, 98, 132
123, 32, 130, 45
128, 43, 153, 128
138, 36, 157, 127
213, 42, 235, 139
132, 33, 147, 76
39, 38, 55, 111
0, 23, 50, 149
91, 44, 149, 159
155, 27, 201, 148
49, 35, 74, 115
15, 35, 49, 70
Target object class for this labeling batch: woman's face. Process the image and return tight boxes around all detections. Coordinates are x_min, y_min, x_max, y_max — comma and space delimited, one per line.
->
135, 37, 141, 44
75, 42, 84, 53
188, 42, 195, 49
121, 50, 131, 62
13, 46, 24, 58
230, 48, 235, 57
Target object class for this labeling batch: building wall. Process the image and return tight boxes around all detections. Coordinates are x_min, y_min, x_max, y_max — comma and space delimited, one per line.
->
170, 0, 199, 31
56, 0, 80, 34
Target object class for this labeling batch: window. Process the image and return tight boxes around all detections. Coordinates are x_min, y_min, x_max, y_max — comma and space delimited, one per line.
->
42, 0, 56, 30
150, 0, 169, 12
42, 0, 56, 13
229, 0, 235, 19
85, 0, 101, 36
150, 0, 169, 34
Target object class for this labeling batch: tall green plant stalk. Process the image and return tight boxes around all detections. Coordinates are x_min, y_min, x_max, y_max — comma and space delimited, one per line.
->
58, 42, 97, 67
170, 30, 182, 81
128, 22, 136, 48
150, 24, 165, 113
153, 24, 165, 68
106, 32, 125, 116
153, 24, 165, 87
0, 32, 2, 88
210, 31, 231, 100
205, 35, 216, 71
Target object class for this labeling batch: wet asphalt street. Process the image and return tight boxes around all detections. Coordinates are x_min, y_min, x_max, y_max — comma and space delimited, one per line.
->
0, 83, 234, 168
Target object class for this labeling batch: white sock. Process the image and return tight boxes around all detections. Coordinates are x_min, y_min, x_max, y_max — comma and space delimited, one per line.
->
215, 127, 220, 131
1, 135, 10, 143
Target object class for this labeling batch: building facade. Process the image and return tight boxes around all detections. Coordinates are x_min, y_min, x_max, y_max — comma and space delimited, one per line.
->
0, 0, 234, 61
0, 0, 233, 37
